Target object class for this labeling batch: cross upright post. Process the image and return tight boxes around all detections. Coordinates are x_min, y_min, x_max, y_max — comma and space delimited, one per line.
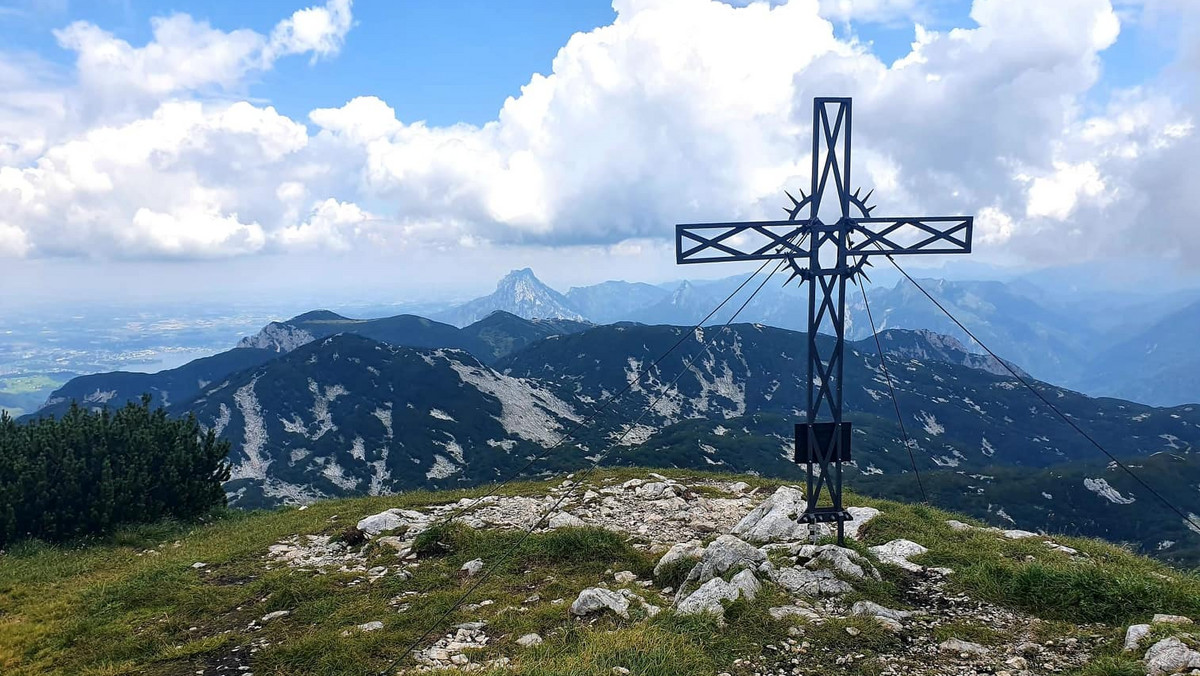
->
675, 97, 974, 546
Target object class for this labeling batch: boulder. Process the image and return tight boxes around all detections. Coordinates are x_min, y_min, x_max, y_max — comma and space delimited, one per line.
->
731, 486, 811, 543
1124, 624, 1151, 651
730, 569, 760, 600
1144, 637, 1200, 675
689, 535, 767, 584
570, 588, 630, 619
770, 566, 851, 597
654, 540, 703, 577
675, 568, 759, 621
803, 545, 879, 580
843, 506, 880, 540
357, 508, 427, 536
946, 520, 974, 532
460, 558, 484, 577
869, 539, 928, 572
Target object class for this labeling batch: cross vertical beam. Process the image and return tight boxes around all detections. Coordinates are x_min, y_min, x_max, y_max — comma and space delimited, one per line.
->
675, 97, 974, 545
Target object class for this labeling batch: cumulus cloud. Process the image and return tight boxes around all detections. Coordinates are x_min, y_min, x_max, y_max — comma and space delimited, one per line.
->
0, 0, 1197, 268
52, 0, 354, 120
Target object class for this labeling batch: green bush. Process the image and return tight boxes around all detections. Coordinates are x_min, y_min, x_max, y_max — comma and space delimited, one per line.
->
0, 396, 230, 547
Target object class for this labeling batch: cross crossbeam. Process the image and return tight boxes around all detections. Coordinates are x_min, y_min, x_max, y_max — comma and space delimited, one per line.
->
674, 97, 974, 545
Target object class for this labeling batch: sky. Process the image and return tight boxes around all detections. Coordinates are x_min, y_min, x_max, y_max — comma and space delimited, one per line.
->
1, 0, 1199, 308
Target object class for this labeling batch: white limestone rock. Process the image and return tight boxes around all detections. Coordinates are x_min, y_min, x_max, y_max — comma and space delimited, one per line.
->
946, 519, 974, 532
770, 566, 852, 598
843, 506, 881, 540
357, 508, 427, 536
516, 633, 543, 647
850, 600, 915, 622
654, 540, 703, 578
1002, 529, 1039, 539
939, 638, 989, 656
730, 486, 810, 544
1144, 637, 1200, 675
688, 535, 767, 584
676, 573, 754, 622
1154, 614, 1195, 626
1124, 624, 1151, 652
570, 587, 630, 619
803, 545, 880, 580
460, 558, 484, 577
547, 512, 586, 529
869, 539, 929, 572
769, 605, 821, 621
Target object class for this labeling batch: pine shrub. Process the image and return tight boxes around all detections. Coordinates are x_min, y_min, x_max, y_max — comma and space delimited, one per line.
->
0, 396, 230, 547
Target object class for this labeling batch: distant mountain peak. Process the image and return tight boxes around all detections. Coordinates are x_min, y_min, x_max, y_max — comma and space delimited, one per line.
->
434, 268, 586, 327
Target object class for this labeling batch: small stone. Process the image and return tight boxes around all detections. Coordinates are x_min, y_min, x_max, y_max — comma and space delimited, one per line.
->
260, 610, 290, 622
845, 626, 860, 636
460, 558, 484, 577
938, 638, 989, 656
516, 633, 543, 647
570, 588, 630, 619
614, 570, 637, 583
612, 668, 630, 675
1153, 614, 1194, 625
1005, 656, 1028, 670
191, 562, 207, 569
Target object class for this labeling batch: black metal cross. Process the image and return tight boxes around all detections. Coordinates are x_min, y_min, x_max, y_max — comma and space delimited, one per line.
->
675, 97, 973, 545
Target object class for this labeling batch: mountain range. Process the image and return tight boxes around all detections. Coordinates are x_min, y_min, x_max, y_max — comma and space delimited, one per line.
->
423, 267, 1200, 406
29, 303, 1200, 562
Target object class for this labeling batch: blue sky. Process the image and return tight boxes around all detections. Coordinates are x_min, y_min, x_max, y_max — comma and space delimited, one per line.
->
0, 0, 1198, 305
1, 0, 619, 126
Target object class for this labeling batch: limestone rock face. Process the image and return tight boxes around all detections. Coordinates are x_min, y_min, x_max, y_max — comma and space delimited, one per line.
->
569, 587, 630, 619
1144, 637, 1200, 675
730, 486, 809, 543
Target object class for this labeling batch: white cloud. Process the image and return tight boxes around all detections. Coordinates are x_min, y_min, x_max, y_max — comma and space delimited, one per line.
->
1, 0, 1198, 270
51, 0, 354, 120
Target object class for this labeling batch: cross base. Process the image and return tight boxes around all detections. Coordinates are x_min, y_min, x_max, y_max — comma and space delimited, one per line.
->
798, 509, 853, 524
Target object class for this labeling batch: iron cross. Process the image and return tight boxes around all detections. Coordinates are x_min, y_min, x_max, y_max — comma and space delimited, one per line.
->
675, 97, 973, 544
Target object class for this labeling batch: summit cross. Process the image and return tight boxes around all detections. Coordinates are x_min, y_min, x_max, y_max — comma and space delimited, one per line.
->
674, 97, 974, 545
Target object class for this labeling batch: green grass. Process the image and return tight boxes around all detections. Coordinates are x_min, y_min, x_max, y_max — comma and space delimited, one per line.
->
3, 467, 1200, 675
850, 496, 1200, 626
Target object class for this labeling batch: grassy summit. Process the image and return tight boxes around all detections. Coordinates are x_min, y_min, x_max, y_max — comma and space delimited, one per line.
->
1, 468, 1198, 676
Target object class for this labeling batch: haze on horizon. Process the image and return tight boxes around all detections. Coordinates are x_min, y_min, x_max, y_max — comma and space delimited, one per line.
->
1, 0, 1199, 310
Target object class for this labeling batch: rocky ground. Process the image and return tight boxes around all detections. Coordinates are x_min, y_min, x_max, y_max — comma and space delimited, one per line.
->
253, 472, 1200, 676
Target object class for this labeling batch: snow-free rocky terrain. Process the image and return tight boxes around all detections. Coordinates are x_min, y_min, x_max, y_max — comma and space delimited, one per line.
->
7, 469, 1200, 675
185, 472, 1200, 675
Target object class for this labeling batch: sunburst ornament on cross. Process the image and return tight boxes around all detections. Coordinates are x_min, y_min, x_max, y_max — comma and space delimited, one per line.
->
675, 97, 974, 545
